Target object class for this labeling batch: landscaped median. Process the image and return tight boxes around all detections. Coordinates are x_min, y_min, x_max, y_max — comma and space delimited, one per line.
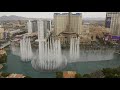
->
56, 66, 120, 78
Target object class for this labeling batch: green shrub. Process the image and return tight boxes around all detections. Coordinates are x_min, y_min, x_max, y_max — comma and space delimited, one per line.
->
1, 73, 10, 77
83, 74, 91, 78
0, 54, 7, 64
24, 76, 32, 78
90, 70, 105, 78
102, 68, 120, 78
75, 73, 82, 78
56, 72, 63, 78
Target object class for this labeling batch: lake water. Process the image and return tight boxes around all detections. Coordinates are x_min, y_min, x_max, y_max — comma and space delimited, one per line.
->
1, 47, 120, 78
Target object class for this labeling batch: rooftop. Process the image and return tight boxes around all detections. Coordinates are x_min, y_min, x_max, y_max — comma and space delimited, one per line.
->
63, 71, 76, 78
6, 73, 25, 78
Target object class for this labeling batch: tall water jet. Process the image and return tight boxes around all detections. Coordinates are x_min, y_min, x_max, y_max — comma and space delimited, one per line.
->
31, 20, 67, 71
11, 42, 20, 56
31, 38, 67, 71
20, 36, 33, 62
27, 20, 32, 34
70, 37, 80, 62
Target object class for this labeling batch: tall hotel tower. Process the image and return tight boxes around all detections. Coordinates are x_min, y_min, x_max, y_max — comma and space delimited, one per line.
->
54, 12, 82, 36
54, 12, 82, 46
106, 12, 120, 35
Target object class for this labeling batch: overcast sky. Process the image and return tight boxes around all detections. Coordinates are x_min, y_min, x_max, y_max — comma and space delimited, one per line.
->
0, 12, 106, 18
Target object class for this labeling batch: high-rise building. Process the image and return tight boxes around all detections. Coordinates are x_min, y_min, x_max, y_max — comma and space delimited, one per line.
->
53, 12, 82, 47
83, 23, 90, 34
37, 20, 44, 40
27, 19, 52, 38
54, 12, 82, 36
106, 12, 120, 35
31, 20, 38, 33
27, 19, 52, 41
43, 19, 52, 38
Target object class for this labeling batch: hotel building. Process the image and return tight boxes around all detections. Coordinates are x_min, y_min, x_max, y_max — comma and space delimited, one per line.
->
106, 12, 120, 35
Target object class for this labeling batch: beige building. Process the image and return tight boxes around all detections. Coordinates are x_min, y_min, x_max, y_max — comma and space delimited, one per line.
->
54, 12, 82, 36
53, 12, 82, 47
82, 23, 90, 34
106, 12, 120, 35
0, 27, 5, 40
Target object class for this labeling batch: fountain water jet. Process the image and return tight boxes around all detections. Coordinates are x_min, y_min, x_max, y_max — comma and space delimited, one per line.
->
11, 43, 20, 56
70, 37, 80, 62
31, 38, 67, 71
27, 20, 32, 34
31, 20, 67, 71
20, 36, 33, 62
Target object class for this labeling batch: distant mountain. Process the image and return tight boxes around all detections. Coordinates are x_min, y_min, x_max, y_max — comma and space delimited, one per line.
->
0, 15, 53, 21
0, 15, 28, 21
0, 15, 105, 21
83, 18, 105, 24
